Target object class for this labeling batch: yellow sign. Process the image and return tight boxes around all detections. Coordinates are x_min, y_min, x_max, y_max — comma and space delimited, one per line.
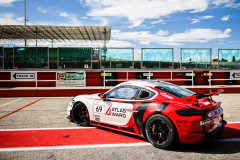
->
186, 73, 195, 76
101, 73, 112, 76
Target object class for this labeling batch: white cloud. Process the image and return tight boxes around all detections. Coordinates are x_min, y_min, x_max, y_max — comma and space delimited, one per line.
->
0, 0, 19, 7
16, 17, 24, 21
216, 43, 225, 45
86, 0, 209, 27
129, 19, 144, 28
37, 7, 48, 13
188, 15, 214, 24
212, 0, 240, 7
190, 19, 200, 24
139, 41, 150, 45
107, 40, 134, 47
201, 15, 214, 19
112, 28, 232, 46
159, 42, 183, 45
0, 13, 22, 25
224, 28, 231, 34
211, 0, 236, 7
60, 12, 82, 26
134, 49, 141, 61
97, 17, 108, 26
151, 19, 164, 24
60, 12, 69, 17
221, 15, 230, 21
156, 30, 169, 35
228, 41, 234, 43
81, 17, 88, 19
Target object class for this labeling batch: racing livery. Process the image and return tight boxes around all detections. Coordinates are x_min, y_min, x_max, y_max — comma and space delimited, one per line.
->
67, 80, 227, 149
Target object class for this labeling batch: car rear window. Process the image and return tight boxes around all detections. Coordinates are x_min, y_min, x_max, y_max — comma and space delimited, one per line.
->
154, 82, 195, 98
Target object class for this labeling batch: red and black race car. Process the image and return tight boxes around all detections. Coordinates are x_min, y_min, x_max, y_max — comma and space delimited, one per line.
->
67, 80, 227, 149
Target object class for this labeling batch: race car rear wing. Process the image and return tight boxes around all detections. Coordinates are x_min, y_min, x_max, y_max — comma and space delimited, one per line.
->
180, 89, 224, 104
195, 89, 224, 99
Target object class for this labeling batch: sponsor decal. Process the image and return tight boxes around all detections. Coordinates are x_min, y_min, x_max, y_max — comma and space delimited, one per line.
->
200, 119, 213, 126
94, 115, 100, 121
105, 107, 126, 118
203, 102, 211, 105
160, 92, 174, 100
105, 107, 111, 115
185, 98, 193, 103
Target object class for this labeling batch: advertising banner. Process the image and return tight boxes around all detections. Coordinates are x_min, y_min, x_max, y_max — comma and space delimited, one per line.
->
57, 72, 85, 86
185, 73, 195, 76
11, 72, 36, 81
230, 71, 240, 80
143, 73, 153, 77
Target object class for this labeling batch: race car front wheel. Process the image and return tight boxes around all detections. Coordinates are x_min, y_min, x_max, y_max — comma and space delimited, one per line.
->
145, 114, 177, 149
72, 102, 90, 126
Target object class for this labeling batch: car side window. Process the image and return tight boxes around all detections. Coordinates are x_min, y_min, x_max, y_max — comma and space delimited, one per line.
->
107, 87, 138, 100
136, 89, 155, 100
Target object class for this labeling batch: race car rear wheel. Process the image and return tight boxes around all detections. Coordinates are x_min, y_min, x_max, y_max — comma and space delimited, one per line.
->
72, 102, 90, 126
145, 114, 177, 149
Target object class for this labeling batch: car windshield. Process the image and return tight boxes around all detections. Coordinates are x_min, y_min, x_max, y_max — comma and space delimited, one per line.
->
149, 81, 195, 98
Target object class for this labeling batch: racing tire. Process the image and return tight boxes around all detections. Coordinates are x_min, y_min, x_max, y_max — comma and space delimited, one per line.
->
145, 114, 177, 149
72, 102, 90, 126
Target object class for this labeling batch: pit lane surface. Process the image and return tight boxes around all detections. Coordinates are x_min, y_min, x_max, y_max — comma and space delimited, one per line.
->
1, 94, 240, 160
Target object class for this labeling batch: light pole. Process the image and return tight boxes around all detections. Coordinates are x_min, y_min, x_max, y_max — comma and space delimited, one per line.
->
24, 0, 28, 46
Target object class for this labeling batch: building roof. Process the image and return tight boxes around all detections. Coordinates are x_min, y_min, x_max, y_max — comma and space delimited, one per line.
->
0, 25, 111, 43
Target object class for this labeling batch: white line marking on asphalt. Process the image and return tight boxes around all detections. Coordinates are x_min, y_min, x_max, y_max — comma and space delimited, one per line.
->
213, 138, 240, 142
0, 127, 97, 131
0, 98, 22, 108
0, 143, 151, 152
219, 94, 240, 96
227, 122, 240, 124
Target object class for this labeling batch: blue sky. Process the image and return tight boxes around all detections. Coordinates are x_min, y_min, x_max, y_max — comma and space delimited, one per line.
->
0, 0, 240, 61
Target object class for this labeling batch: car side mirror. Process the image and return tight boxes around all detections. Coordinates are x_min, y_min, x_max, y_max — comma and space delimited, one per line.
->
100, 94, 106, 100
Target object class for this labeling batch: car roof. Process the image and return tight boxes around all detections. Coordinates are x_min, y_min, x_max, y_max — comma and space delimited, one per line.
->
115, 80, 172, 88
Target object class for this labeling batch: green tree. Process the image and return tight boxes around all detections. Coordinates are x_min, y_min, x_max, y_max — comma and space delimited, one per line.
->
221, 58, 228, 62
232, 56, 236, 62
212, 58, 218, 62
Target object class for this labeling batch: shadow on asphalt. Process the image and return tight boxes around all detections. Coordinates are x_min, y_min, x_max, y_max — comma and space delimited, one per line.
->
95, 126, 240, 154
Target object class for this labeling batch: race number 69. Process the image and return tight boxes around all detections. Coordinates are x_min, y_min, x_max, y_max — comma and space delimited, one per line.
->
93, 105, 105, 114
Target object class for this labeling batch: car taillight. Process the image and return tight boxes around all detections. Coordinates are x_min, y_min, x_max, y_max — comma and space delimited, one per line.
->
176, 109, 204, 116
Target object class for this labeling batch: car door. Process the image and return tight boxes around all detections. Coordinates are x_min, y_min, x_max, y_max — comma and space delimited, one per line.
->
97, 85, 139, 126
